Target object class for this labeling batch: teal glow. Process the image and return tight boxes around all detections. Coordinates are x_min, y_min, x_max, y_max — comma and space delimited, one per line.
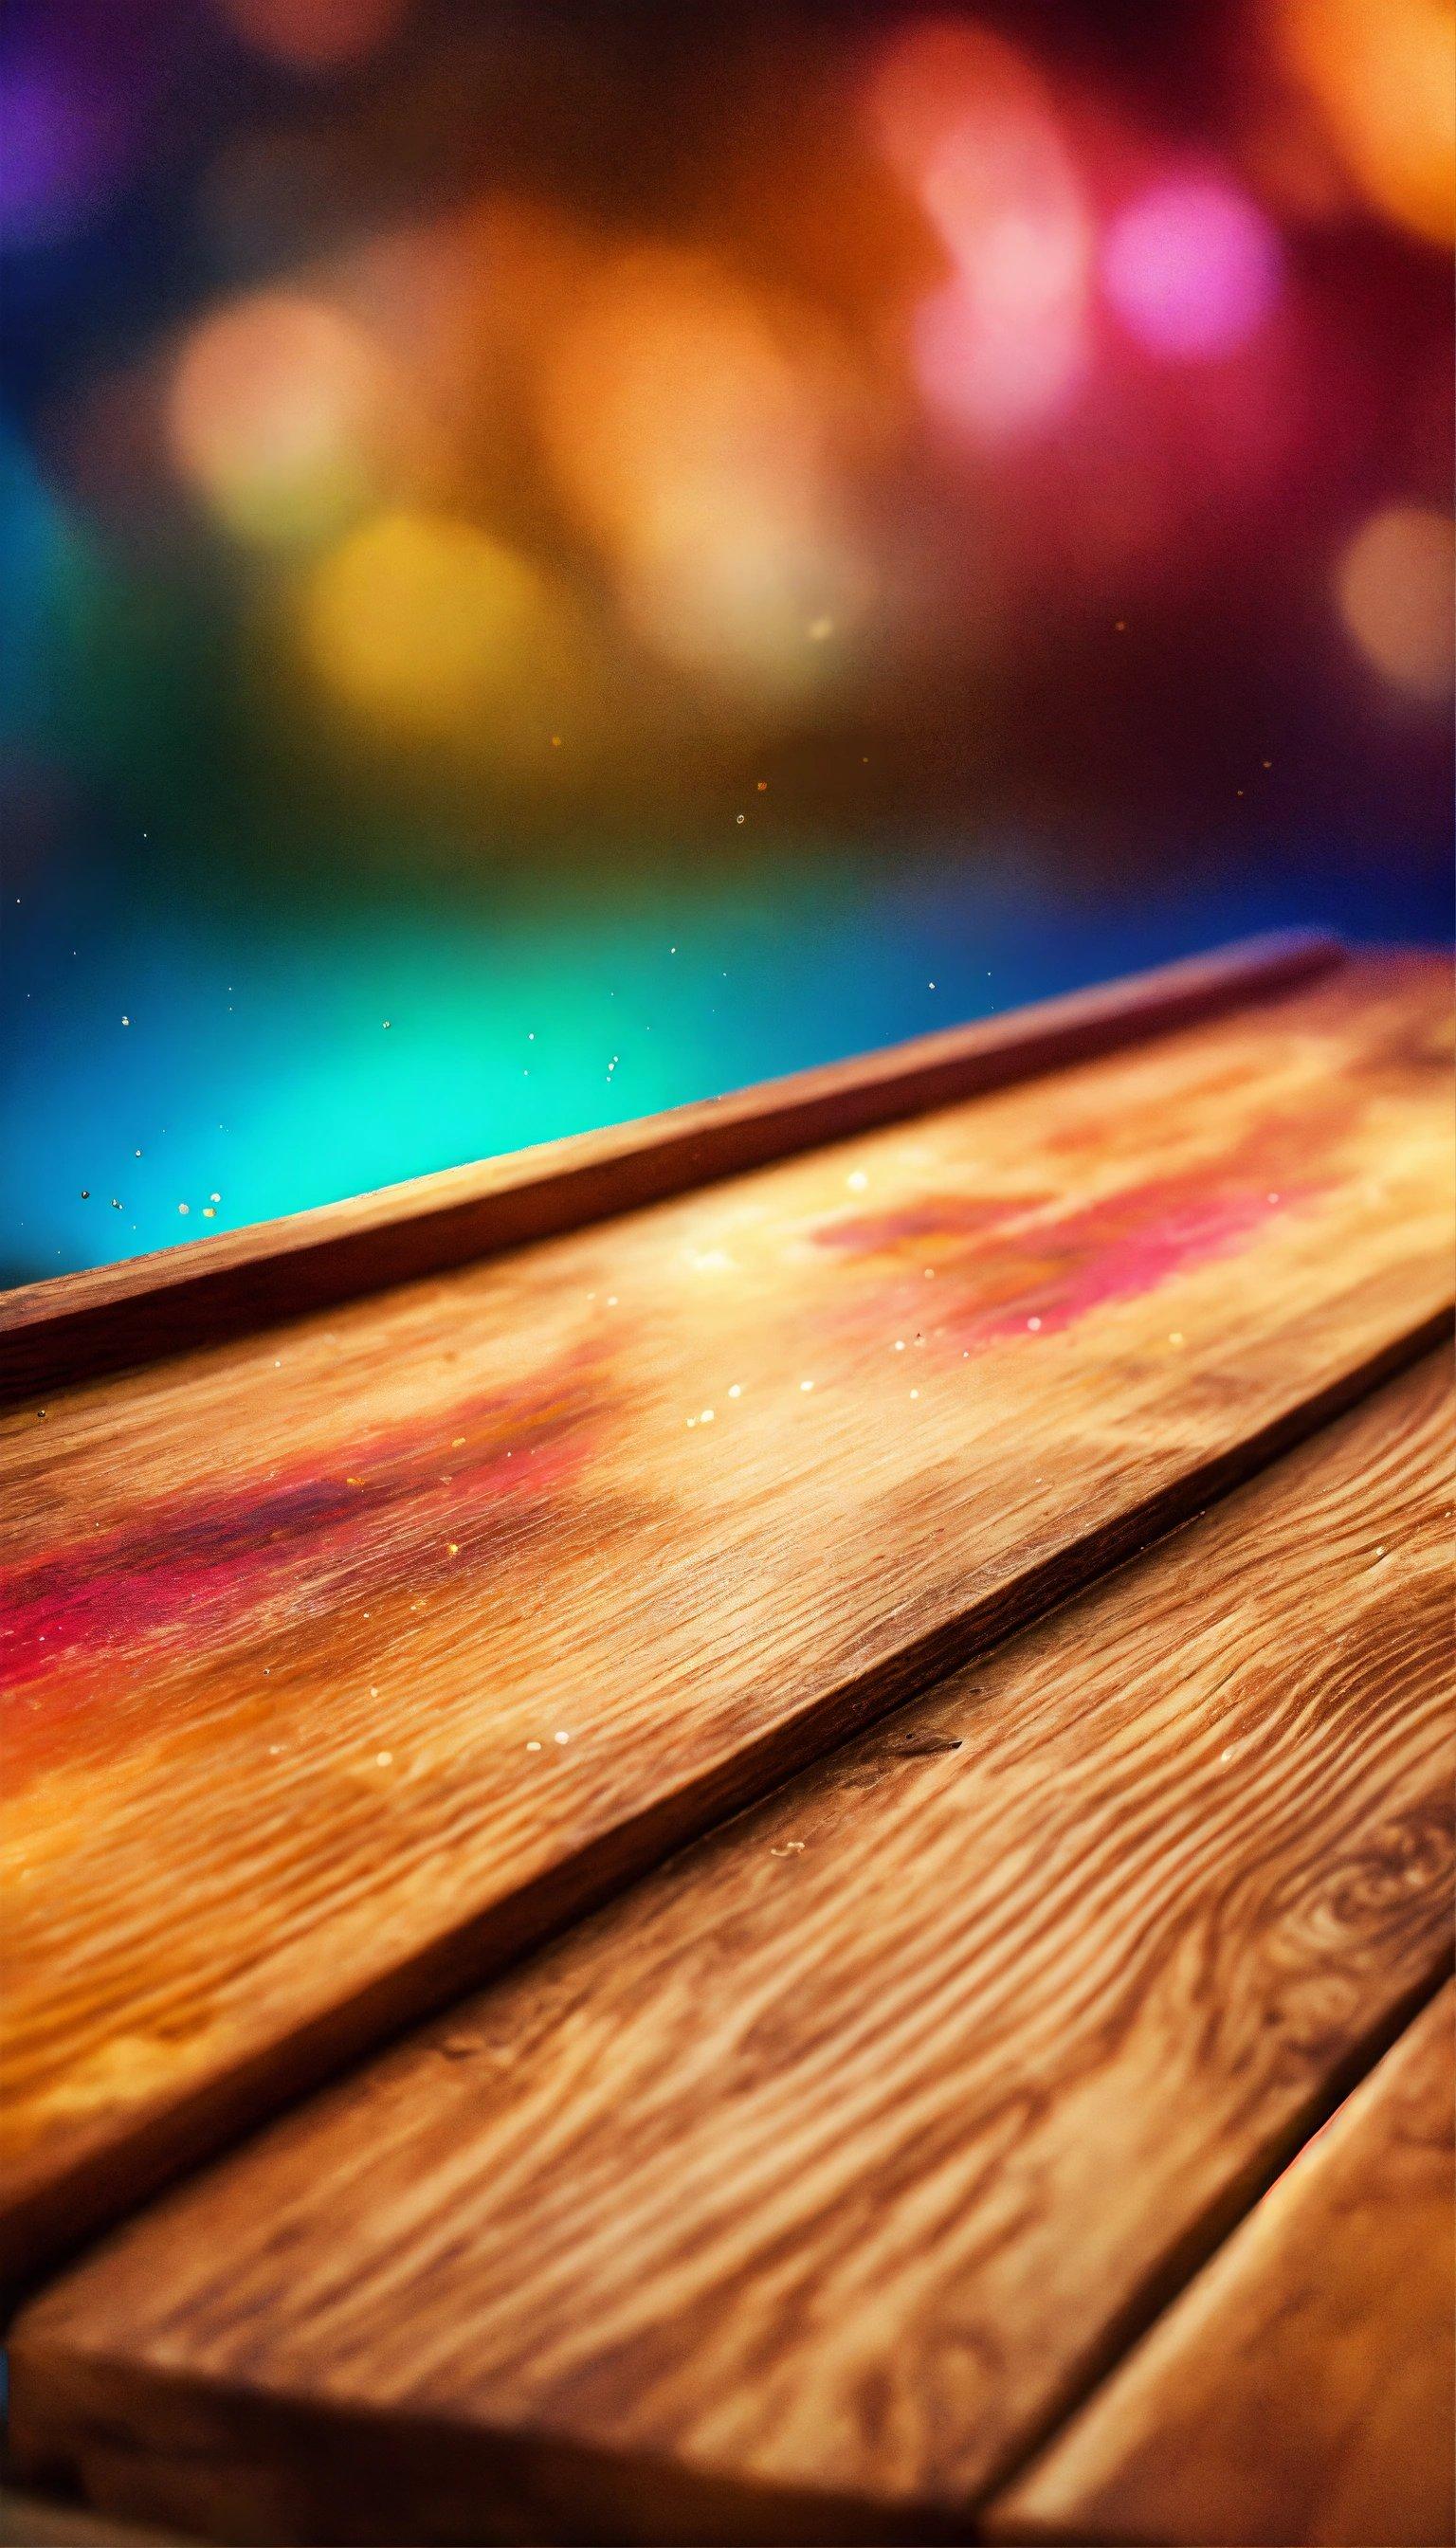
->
7, 846, 1015, 1276
1, 837, 1442, 1285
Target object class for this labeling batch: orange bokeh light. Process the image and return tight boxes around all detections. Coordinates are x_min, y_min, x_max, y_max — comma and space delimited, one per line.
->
168, 290, 394, 545
1273, 0, 1456, 246
538, 246, 869, 700
328, 196, 600, 516
1337, 505, 1455, 701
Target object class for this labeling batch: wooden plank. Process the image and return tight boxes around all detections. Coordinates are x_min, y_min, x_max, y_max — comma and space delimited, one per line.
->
1, 956, 1449, 2288
989, 1983, 1456, 2546
10, 1352, 1453, 2546
0, 931, 1338, 1404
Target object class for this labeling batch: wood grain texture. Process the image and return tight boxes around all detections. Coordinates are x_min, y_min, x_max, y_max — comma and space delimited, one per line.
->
989, 1983, 1456, 2547
0, 931, 1340, 1406
11, 1352, 1453, 2546
2, 959, 1449, 2290
6, 957, 1447, 2293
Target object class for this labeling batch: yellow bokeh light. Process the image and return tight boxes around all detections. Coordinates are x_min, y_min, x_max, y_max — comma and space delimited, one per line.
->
1336, 505, 1455, 700
1274, 0, 1455, 246
303, 509, 575, 750
169, 291, 392, 546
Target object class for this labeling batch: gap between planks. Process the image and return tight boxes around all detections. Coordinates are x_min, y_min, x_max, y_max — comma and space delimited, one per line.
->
973, 1962, 1456, 2541
0, 931, 1340, 1404
985, 1975, 1456, 2546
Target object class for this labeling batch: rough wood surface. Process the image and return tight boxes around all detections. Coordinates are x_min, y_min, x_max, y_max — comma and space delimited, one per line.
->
3, 959, 1448, 2288
990, 1983, 1456, 2546
2, 954, 1449, 2290
11, 1353, 1452, 2545
0, 932, 1339, 1406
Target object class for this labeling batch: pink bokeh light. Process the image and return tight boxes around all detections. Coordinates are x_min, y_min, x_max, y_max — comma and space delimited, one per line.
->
875, 20, 1094, 444
914, 265, 1087, 441
1101, 176, 1283, 359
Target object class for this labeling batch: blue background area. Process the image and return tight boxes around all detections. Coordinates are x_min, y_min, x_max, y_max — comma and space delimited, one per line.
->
4, 827, 1446, 1284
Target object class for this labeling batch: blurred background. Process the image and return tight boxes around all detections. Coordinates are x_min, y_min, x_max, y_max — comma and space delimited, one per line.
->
2, 0, 1451, 1283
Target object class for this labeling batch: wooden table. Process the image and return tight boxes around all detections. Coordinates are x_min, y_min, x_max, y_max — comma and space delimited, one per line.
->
4, 934, 1452, 2546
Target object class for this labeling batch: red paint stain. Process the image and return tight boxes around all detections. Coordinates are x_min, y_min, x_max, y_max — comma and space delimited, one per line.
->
1, 1345, 606, 1731
948, 1173, 1315, 1347
814, 1167, 1323, 1350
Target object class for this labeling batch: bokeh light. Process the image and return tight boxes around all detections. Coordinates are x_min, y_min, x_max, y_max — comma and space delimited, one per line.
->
874, 19, 1093, 441
169, 292, 395, 547
1274, 0, 1456, 247
914, 268, 1085, 441
328, 197, 598, 517
539, 247, 869, 701
303, 509, 579, 759
1337, 506, 1456, 701
1102, 178, 1283, 360
220, 0, 411, 73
